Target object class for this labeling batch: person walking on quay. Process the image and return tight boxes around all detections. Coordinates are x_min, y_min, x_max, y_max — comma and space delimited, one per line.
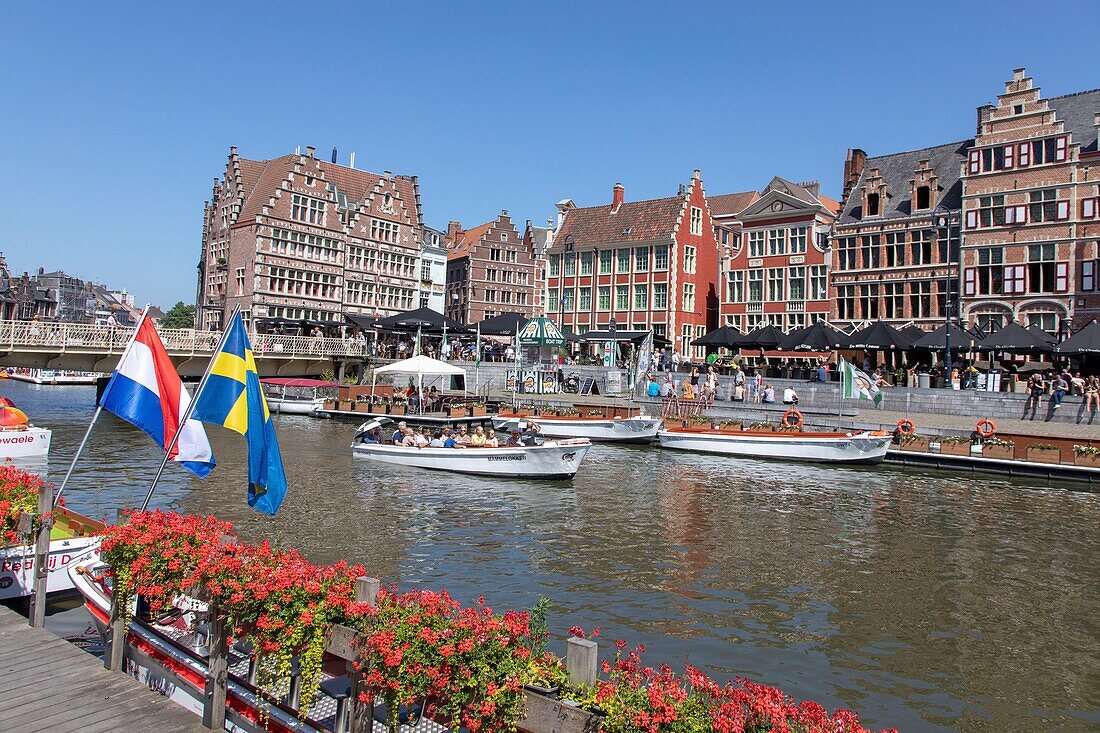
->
753, 371, 764, 403
671, 350, 681, 372
1025, 372, 1045, 420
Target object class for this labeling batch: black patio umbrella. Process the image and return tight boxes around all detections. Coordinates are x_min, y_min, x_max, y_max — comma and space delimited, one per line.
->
910, 323, 982, 351
779, 321, 845, 351
840, 320, 912, 350
469, 311, 528, 336
1026, 323, 1057, 346
345, 313, 380, 331
734, 324, 785, 350
975, 321, 1049, 352
1054, 320, 1100, 354
692, 326, 741, 348
374, 307, 467, 332
901, 324, 927, 340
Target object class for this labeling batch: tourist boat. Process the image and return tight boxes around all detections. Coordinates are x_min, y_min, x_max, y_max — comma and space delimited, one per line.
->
68, 551, 342, 732
657, 427, 892, 464
352, 418, 591, 479
0, 424, 52, 460
492, 412, 661, 443
8, 368, 101, 385
261, 377, 339, 415
0, 507, 103, 600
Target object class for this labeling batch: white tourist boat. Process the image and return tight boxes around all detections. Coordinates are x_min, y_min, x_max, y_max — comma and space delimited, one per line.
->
261, 377, 339, 415
8, 368, 102, 385
0, 425, 52, 459
658, 427, 892, 464
492, 413, 661, 443
0, 507, 102, 600
352, 418, 591, 479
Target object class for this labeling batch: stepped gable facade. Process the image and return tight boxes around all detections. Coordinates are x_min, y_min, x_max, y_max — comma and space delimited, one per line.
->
443, 211, 538, 324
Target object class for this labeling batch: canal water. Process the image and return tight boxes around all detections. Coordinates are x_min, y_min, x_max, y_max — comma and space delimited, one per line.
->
5, 380, 1097, 732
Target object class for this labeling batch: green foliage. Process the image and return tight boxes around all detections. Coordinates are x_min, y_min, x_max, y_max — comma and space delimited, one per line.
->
160, 301, 196, 329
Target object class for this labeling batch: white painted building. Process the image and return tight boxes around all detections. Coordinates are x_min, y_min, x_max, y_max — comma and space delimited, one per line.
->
419, 225, 448, 312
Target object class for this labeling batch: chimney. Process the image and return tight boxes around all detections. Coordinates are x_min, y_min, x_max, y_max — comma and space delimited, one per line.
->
800, 180, 821, 199
446, 220, 464, 243
305, 145, 316, 158
977, 104, 995, 135
229, 145, 237, 155
331, 147, 338, 164
612, 183, 624, 212
842, 148, 867, 206
501, 209, 509, 218
349, 151, 356, 169
692, 169, 701, 182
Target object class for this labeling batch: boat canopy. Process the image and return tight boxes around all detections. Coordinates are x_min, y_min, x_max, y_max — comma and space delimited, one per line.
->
261, 378, 341, 388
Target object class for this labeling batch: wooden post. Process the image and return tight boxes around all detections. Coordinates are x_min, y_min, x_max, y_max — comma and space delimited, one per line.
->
202, 605, 229, 729
348, 576, 381, 733
566, 637, 598, 687
104, 509, 130, 672
27, 480, 54, 627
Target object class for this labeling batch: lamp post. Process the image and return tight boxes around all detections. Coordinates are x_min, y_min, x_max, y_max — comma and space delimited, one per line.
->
934, 205, 954, 388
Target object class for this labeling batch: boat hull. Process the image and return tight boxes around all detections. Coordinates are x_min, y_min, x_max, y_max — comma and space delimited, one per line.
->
9, 369, 100, 385
267, 397, 325, 415
493, 415, 660, 443
658, 429, 891, 464
0, 426, 51, 459
352, 440, 591, 479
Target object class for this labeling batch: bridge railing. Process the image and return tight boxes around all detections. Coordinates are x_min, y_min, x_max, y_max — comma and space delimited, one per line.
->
0, 321, 370, 360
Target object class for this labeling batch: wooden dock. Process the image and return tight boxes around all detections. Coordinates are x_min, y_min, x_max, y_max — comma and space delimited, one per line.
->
0, 603, 207, 733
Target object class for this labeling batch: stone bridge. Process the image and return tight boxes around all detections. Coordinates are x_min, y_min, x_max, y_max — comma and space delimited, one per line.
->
0, 321, 367, 377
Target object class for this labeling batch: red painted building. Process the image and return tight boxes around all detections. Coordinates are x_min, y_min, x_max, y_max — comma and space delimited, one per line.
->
712, 178, 838, 333
545, 170, 719, 358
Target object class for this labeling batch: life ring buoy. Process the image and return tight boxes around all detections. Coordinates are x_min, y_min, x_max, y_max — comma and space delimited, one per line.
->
897, 419, 916, 436
976, 419, 996, 439
783, 409, 803, 429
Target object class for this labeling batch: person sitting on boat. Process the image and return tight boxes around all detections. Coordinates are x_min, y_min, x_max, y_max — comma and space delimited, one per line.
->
442, 428, 464, 448
392, 421, 408, 445
415, 427, 431, 447
455, 426, 472, 446
762, 384, 776, 403
505, 429, 524, 447
401, 428, 417, 447
470, 426, 487, 446
485, 429, 499, 447
361, 428, 380, 444
782, 387, 799, 405
429, 431, 445, 448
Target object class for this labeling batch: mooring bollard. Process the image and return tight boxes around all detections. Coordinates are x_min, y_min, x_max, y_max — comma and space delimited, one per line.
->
566, 636, 599, 687
348, 576, 380, 733
28, 480, 54, 628
202, 604, 229, 729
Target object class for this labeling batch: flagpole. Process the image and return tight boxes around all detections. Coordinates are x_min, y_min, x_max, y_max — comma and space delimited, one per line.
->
54, 306, 151, 507
140, 305, 240, 512
837, 357, 844, 431
475, 323, 481, 395
513, 319, 521, 409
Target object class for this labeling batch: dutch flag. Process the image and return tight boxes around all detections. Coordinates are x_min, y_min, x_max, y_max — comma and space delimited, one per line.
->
100, 319, 216, 477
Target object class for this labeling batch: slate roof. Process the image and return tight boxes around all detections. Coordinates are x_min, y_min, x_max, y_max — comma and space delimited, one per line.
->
708, 191, 759, 218
555, 195, 685, 246
838, 140, 973, 225
1048, 88, 1100, 155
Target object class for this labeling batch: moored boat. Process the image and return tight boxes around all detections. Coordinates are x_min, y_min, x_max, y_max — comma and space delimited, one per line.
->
261, 377, 339, 415
492, 413, 660, 443
658, 426, 892, 464
0, 424, 52, 460
8, 368, 101, 385
0, 507, 103, 600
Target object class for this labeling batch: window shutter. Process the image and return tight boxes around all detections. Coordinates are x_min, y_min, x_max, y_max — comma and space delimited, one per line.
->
1082, 198, 1097, 219
1055, 261, 1069, 292
1017, 142, 1030, 166
964, 267, 977, 296
1005, 205, 1016, 225
968, 150, 981, 174
1004, 145, 1014, 168
1001, 265, 1013, 294
1082, 260, 1095, 291
1055, 136, 1068, 162
1015, 204, 1028, 223
966, 210, 978, 229
1056, 200, 1070, 220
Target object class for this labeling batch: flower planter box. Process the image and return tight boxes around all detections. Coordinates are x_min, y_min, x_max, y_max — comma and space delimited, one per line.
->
1027, 447, 1062, 465
720, 423, 742, 433
939, 441, 972, 457
470, 405, 488, 417
1073, 453, 1100, 468
338, 400, 353, 412
448, 407, 469, 418
322, 400, 336, 411
747, 425, 775, 433
982, 445, 1015, 461
900, 437, 930, 452
389, 405, 407, 416
520, 690, 602, 733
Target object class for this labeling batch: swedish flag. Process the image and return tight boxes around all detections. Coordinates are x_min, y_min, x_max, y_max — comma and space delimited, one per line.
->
191, 314, 287, 514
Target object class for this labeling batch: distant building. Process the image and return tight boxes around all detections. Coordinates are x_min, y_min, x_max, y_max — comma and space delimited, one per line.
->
545, 170, 719, 358
198, 146, 424, 330
418, 226, 448, 312
960, 68, 1100, 334
444, 211, 539, 324
34, 269, 96, 323
832, 142, 968, 329
523, 219, 555, 316
711, 178, 836, 333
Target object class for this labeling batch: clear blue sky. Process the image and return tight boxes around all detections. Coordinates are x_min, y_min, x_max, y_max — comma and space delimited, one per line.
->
1, 2, 1096, 308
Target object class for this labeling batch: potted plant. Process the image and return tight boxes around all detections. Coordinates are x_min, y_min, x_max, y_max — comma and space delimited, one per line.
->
1073, 444, 1100, 468
559, 407, 580, 417
354, 395, 372, 412
982, 438, 1015, 460
747, 420, 774, 432
938, 435, 973, 457
338, 398, 354, 411
688, 415, 711, 428
448, 404, 469, 418
1027, 443, 1062, 464
586, 409, 604, 418
390, 398, 407, 416
719, 419, 742, 433
470, 402, 488, 417
900, 433, 930, 452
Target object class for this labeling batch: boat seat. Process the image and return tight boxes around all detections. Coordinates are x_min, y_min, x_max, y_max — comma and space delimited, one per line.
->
321, 675, 352, 733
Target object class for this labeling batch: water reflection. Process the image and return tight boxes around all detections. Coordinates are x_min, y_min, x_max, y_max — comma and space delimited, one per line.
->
5, 380, 1098, 732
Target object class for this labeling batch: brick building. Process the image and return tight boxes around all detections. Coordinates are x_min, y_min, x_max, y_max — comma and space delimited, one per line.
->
960, 68, 1100, 335
832, 142, 968, 329
443, 211, 538, 324
711, 178, 837, 334
544, 170, 719, 358
198, 146, 425, 330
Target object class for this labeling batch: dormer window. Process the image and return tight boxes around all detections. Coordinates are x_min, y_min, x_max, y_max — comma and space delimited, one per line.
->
867, 193, 881, 216
916, 186, 931, 210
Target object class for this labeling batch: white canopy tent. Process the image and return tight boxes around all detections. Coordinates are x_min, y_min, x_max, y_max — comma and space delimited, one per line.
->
372, 354, 467, 413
